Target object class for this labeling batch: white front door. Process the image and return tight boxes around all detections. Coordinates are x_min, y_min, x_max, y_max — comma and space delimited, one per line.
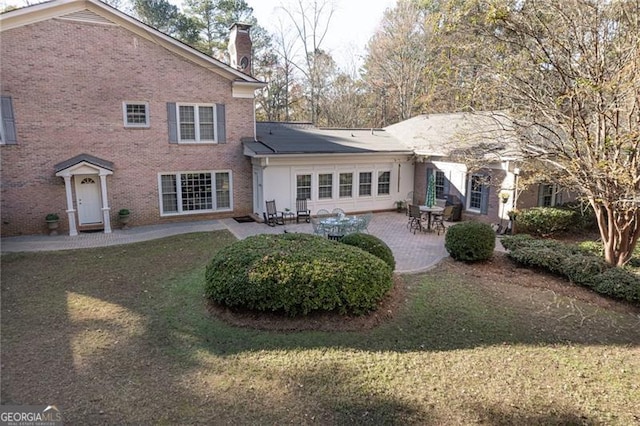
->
75, 175, 103, 225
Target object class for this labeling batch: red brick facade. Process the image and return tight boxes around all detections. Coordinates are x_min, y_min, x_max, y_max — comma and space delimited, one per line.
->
1, 12, 257, 236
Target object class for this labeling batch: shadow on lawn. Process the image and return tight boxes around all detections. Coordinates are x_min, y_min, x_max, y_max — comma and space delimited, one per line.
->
2, 233, 638, 423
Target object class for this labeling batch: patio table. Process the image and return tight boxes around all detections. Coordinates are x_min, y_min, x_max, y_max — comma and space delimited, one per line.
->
320, 216, 361, 237
419, 205, 444, 231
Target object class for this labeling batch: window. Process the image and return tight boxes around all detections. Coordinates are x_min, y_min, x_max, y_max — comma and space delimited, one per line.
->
123, 102, 149, 128
339, 173, 353, 198
435, 171, 445, 199
0, 95, 17, 145
318, 173, 333, 199
469, 174, 483, 210
159, 171, 231, 215
377, 171, 391, 195
538, 184, 562, 207
359, 172, 372, 196
296, 174, 312, 200
178, 104, 215, 142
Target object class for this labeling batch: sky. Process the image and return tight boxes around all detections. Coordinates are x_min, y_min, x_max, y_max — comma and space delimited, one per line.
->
1, 0, 397, 70
245, 0, 398, 71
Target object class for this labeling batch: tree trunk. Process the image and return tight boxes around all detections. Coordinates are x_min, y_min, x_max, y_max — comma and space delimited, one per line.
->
592, 200, 640, 267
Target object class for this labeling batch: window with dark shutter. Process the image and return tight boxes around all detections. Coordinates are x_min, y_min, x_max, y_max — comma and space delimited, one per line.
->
1, 96, 18, 145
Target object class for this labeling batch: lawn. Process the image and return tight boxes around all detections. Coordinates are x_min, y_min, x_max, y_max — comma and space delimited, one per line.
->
1, 231, 639, 424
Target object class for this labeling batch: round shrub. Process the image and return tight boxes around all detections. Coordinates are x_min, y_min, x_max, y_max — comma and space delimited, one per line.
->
339, 233, 395, 270
205, 233, 393, 316
444, 221, 495, 262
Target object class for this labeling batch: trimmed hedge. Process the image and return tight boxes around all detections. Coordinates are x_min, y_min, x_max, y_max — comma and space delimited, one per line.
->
340, 233, 395, 270
516, 205, 597, 237
444, 222, 495, 262
205, 233, 393, 316
501, 235, 640, 303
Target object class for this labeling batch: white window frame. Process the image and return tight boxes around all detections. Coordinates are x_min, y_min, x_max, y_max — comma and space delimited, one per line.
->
122, 102, 150, 128
377, 171, 391, 195
177, 103, 217, 143
339, 172, 353, 198
467, 174, 483, 212
358, 171, 373, 197
158, 170, 232, 216
296, 173, 312, 200
318, 173, 334, 200
538, 184, 562, 207
435, 170, 446, 200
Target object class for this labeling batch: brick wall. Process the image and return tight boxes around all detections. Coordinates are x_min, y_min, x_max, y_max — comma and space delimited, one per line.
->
1, 18, 256, 236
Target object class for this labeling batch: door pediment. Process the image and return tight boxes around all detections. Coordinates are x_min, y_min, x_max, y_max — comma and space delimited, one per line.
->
55, 154, 113, 177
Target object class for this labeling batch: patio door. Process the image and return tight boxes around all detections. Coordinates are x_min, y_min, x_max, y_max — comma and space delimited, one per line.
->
75, 175, 103, 225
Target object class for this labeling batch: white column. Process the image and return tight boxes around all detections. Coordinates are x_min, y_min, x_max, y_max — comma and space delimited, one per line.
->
63, 175, 78, 236
99, 173, 111, 234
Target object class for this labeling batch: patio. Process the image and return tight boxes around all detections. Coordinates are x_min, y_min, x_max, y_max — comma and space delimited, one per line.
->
1, 212, 450, 273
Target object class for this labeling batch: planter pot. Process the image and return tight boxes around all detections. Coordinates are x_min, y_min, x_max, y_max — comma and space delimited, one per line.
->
119, 214, 130, 229
46, 220, 59, 236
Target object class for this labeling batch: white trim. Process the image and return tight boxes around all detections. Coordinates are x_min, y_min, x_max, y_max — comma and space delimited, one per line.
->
176, 103, 217, 143
122, 101, 150, 128
466, 174, 483, 212
157, 170, 233, 216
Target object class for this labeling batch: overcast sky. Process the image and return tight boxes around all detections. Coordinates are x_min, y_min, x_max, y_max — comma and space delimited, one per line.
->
246, 0, 396, 72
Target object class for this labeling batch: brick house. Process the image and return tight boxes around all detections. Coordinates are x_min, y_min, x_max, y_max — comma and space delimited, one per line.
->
0, 0, 264, 236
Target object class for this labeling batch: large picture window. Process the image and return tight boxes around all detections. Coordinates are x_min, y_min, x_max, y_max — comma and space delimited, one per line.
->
359, 172, 372, 196
177, 104, 215, 142
159, 171, 231, 215
296, 174, 312, 200
339, 173, 353, 198
377, 171, 390, 195
318, 173, 333, 199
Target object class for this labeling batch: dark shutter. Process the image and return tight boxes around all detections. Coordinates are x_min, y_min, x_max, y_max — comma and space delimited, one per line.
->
1, 96, 17, 144
216, 103, 226, 143
480, 182, 490, 215
443, 172, 450, 197
167, 102, 178, 143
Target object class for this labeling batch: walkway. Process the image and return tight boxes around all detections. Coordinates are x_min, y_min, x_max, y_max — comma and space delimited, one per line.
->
1, 212, 449, 273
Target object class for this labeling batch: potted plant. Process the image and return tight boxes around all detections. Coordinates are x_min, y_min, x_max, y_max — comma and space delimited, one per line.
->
395, 200, 405, 213
45, 213, 60, 236
118, 208, 131, 229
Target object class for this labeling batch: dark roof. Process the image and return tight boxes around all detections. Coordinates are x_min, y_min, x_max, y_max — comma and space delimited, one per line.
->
243, 122, 412, 156
54, 154, 114, 173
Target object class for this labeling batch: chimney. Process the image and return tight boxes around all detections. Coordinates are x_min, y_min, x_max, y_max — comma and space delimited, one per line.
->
228, 23, 252, 75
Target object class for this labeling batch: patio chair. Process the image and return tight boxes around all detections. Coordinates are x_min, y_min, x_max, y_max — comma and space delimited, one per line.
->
296, 198, 311, 223
431, 205, 454, 235
407, 204, 423, 234
405, 191, 414, 216
331, 208, 345, 216
358, 212, 373, 233
265, 200, 284, 227
316, 208, 331, 218
310, 217, 327, 236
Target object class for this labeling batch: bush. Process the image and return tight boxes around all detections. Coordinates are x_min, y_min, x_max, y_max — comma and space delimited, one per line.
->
502, 236, 640, 303
444, 221, 495, 262
204, 233, 393, 316
500, 234, 536, 251
339, 233, 395, 270
516, 207, 576, 236
584, 268, 640, 302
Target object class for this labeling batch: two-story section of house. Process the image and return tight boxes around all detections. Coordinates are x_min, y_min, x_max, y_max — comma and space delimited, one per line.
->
0, 0, 264, 236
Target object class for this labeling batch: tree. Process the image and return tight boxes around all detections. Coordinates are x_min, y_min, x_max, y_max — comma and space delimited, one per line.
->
478, 0, 640, 266
132, 0, 200, 44
184, 0, 257, 57
362, 0, 431, 126
278, 0, 336, 124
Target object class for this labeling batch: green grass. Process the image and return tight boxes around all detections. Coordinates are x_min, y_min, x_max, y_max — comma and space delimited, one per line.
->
1, 231, 638, 424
